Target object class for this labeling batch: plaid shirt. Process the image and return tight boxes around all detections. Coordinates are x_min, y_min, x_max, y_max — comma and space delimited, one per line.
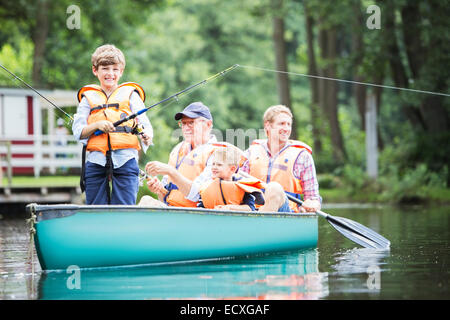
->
241, 140, 321, 202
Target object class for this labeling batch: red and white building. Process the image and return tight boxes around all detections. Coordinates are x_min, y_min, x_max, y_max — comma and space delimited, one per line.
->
0, 87, 81, 177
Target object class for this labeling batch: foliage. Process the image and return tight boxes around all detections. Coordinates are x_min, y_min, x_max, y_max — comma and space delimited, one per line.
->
332, 154, 448, 204
377, 163, 446, 204
0, 36, 33, 85
0, 0, 448, 202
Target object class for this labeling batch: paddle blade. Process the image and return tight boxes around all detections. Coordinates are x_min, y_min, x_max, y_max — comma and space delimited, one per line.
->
326, 215, 390, 250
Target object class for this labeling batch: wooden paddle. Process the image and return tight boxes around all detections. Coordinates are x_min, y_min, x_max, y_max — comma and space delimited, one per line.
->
238, 171, 391, 250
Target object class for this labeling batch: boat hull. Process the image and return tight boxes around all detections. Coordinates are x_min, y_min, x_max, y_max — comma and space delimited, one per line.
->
27, 204, 318, 270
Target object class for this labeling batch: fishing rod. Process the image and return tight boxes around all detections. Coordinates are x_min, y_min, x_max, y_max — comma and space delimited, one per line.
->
0, 63, 74, 121
93, 64, 239, 136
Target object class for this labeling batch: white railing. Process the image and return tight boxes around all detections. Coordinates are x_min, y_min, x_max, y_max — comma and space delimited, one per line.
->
0, 135, 83, 177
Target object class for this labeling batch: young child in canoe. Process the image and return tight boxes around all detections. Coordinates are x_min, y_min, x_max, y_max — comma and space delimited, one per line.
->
72, 44, 153, 205
197, 147, 265, 211
138, 145, 291, 212
201, 146, 300, 213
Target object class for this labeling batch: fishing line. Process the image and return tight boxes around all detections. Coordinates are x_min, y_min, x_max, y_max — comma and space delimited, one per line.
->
93, 64, 239, 135
0, 63, 74, 123
236, 64, 450, 97
151, 69, 228, 111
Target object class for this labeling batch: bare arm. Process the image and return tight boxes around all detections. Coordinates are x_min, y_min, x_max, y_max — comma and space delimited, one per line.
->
165, 167, 192, 196
145, 161, 193, 196
80, 120, 115, 139
146, 176, 169, 201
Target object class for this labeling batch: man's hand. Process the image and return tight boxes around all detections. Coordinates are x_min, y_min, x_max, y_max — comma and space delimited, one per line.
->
299, 199, 321, 213
146, 176, 167, 197
141, 133, 153, 146
145, 161, 174, 176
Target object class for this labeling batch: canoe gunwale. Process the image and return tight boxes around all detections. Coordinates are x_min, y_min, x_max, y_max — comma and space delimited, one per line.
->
26, 203, 317, 222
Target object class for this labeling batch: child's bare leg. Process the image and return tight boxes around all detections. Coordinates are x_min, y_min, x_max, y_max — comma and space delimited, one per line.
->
259, 182, 285, 212
138, 195, 167, 207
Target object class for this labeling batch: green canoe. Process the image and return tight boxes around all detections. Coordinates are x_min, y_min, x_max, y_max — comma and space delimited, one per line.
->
26, 203, 318, 271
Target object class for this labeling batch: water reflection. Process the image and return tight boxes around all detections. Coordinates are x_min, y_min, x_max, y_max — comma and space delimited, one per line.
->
328, 247, 390, 297
37, 249, 329, 300
0, 219, 42, 300
4, 205, 449, 299
332, 248, 390, 274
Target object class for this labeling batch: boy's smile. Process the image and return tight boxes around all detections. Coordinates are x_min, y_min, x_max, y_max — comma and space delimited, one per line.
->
92, 63, 124, 93
211, 160, 235, 180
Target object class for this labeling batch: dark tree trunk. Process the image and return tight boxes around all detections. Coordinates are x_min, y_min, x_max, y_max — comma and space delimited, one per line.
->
351, 0, 367, 131
383, 1, 426, 130
373, 76, 385, 151
32, 0, 50, 87
317, 27, 328, 119
304, 3, 322, 153
271, 0, 297, 138
400, 2, 424, 79
325, 27, 346, 163
317, 22, 346, 163
403, 1, 450, 134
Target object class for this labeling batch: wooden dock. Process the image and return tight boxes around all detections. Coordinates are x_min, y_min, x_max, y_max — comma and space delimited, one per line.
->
0, 185, 82, 204
0, 185, 82, 218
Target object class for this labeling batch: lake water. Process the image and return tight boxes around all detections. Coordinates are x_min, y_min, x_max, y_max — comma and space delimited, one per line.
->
0, 204, 449, 300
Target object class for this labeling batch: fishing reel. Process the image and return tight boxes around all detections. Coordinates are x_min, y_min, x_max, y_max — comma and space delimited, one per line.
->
138, 169, 157, 187
131, 124, 145, 136
138, 169, 149, 187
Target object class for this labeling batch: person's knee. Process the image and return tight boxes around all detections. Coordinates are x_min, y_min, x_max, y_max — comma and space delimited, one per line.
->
265, 182, 285, 205
138, 195, 153, 206
138, 195, 167, 207
138, 195, 161, 206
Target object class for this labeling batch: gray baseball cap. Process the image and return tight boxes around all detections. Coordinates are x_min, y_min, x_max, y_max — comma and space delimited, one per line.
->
174, 102, 213, 121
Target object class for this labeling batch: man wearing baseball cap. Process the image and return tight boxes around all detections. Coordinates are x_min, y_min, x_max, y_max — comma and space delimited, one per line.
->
174, 101, 213, 121
140, 101, 225, 207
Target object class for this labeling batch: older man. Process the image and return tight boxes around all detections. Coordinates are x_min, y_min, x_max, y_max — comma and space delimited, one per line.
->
140, 101, 226, 207
241, 105, 321, 213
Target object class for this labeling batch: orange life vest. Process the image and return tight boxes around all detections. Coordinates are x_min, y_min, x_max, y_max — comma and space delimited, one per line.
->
164, 142, 247, 207
164, 141, 236, 207
77, 82, 146, 155
199, 176, 263, 209
247, 139, 312, 212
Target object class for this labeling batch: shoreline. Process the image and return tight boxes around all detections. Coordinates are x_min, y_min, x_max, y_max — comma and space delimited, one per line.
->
2, 175, 450, 206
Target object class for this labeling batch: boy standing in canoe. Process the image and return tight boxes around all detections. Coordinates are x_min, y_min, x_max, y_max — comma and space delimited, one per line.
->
241, 105, 321, 213
72, 44, 153, 205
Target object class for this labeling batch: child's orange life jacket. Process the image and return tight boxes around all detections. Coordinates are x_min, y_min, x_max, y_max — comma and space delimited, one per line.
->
199, 176, 263, 209
77, 82, 146, 155
165, 142, 246, 207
